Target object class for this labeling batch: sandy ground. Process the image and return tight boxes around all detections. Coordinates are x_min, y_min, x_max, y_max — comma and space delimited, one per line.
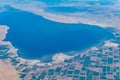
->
0, 60, 19, 80
0, 25, 9, 41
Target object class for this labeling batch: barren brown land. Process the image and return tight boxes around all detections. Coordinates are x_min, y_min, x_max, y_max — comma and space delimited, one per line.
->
0, 60, 19, 80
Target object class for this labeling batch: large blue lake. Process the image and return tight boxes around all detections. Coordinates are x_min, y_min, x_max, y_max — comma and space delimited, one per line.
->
0, 7, 113, 61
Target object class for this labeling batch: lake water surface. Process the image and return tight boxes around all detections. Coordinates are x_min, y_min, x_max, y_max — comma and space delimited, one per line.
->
0, 8, 113, 61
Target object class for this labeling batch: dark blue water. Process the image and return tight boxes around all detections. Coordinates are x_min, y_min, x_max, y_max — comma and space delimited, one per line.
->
0, 8, 113, 61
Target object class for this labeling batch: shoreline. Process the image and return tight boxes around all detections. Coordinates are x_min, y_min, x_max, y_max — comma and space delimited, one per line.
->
0, 24, 117, 80
0, 23, 113, 65
0, 25, 74, 66
6, 3, 120, 29
0, 25, 9, 41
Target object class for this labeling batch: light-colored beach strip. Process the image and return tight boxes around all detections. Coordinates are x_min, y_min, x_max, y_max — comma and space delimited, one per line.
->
0, 25, 70, 66
52, 53, 73, 63
0, 25, 9, 41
